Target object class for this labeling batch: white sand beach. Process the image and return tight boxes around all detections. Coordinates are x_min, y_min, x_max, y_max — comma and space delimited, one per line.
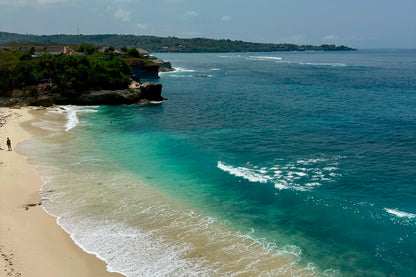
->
0, 107, 123, 277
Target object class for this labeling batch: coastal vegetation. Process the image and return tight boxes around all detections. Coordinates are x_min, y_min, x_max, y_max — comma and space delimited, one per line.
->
0, 31, 356, 53
0, 43, 166, 107
0, 47, 132, 94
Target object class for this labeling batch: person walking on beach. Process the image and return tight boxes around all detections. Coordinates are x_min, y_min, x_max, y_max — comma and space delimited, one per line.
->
6, 137, 12, 151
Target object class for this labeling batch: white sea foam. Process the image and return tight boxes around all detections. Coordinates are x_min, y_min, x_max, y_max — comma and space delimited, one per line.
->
65, 108, 79, 132
297, 158, 327, 165
217, 54, 243, 59
57, 219, 217, 277
385, 208, 416, 219
173, 67, 196, 72
217, 161, 270, 183
37, 106, 98, 133
165, 75, 194, 78
248, 56, 283, 61
305, 182, 322, 187
270, 59, 347, 67
299, 62, 346, 67
63, 106, 99, 132
218, 157, 342, 192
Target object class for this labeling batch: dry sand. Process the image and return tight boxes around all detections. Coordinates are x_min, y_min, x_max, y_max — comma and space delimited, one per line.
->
0, 107, 124, 277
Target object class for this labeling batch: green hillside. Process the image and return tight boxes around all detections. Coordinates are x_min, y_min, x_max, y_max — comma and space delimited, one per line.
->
0, 32, 356, 53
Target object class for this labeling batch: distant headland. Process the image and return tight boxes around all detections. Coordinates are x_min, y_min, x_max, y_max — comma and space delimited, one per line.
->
0, 31, 356, 107
0, 43, 168, 107
0, 32, 356, 53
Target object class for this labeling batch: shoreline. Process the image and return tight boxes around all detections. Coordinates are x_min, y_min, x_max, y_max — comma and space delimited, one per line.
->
0, 107, 123, 277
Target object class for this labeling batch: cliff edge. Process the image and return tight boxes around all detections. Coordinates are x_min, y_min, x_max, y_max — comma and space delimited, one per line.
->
0, 82, 165, 107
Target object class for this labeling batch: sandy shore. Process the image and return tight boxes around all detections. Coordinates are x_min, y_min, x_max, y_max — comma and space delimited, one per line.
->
0, 107, 123, 277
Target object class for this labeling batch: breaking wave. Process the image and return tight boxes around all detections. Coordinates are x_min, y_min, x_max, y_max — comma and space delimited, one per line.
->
385, 208, 416, 219
218, 157, 342, 191
248, 56, 283, 61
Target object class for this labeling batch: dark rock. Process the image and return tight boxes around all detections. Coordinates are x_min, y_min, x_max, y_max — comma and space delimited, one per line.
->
126, 58, 160, 80
154, 60, 174, 72
137, 82, 164, 101
54, 82, 165, 105
0, 82, 165, 107
29, 96, 54, 107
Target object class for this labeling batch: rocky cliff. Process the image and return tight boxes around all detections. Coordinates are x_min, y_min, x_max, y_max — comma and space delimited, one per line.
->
0, 82, 165, 107
154, 60, 174, 72
125, 58, 160, 80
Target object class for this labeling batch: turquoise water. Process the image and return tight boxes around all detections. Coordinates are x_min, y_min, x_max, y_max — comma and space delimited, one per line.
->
19, 50, 416, 276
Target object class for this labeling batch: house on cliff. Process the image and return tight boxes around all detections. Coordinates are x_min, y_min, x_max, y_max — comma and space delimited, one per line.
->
136, 48, 150, 57
98, 47, 123, 55
45, 46, 76, 55
5, 45, 84, 56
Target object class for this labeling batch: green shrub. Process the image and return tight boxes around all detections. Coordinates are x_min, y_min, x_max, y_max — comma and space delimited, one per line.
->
0, 51, 132, 93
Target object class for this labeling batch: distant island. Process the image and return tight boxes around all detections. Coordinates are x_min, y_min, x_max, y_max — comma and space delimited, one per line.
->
0, 32, 356, 53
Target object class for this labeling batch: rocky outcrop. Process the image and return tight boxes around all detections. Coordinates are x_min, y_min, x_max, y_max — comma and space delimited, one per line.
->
0, 82, 165, 107
154, 60, 174, 72
126, 58, 160, 80
127, 59, 175, 79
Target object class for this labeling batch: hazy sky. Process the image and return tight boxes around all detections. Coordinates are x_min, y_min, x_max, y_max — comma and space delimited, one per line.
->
0, 0, 415, 48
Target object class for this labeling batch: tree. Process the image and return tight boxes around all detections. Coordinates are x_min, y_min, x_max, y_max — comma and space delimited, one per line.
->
77, 43, 99, 55
126, 48, 142, 58
104, 46, 115, 54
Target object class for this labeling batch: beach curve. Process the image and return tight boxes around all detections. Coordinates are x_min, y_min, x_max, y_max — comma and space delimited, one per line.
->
0, 107, 124, 277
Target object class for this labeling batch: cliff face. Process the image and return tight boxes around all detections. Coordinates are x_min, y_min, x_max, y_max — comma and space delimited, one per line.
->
125, 58, 159, 80
53, 82, 164, 105
154, 60, 174, 72
0, 82, 165, 107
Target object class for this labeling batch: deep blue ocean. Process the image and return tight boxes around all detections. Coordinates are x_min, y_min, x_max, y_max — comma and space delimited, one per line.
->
21, 50, 416, 276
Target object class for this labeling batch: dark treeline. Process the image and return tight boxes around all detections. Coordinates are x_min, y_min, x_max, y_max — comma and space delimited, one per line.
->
0, 32, 356, 53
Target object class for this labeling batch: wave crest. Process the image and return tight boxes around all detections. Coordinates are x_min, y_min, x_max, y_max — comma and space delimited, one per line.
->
385, 208, 416, 219
217, 161, 271, 183
218, 157, 342, 191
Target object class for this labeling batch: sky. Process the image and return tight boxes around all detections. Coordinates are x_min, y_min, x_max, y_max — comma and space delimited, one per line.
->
0, 0, 415, 48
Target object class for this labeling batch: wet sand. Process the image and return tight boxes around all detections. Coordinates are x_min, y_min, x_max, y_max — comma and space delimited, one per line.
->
0, 107, 123, 277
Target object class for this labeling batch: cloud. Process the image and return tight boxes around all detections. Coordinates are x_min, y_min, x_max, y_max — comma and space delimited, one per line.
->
0, 0, 77, 7
137, 23, 147, 30
186, 10, 198, 17
114, 7, 131, 22
221, 15, 231, 21
37, 0, 74, 4
322, 34, 338, 41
